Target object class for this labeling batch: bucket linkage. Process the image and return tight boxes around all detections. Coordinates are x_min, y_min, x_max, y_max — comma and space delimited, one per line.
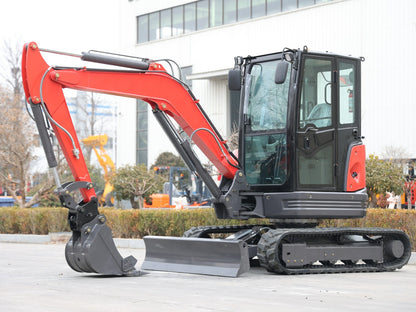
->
57, 181, 140, 276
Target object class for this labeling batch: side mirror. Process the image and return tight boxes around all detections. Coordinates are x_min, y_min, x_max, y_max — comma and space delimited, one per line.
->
228, 69, 241, 91
275, 61, 289, 84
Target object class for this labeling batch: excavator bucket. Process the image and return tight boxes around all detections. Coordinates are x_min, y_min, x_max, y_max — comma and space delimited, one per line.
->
65, 215, 140, 276
141, 236, 250, 277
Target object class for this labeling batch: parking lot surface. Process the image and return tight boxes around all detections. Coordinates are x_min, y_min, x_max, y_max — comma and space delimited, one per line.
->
1, 241, 416, 312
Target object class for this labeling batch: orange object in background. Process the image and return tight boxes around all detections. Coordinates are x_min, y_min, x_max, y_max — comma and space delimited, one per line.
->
144, 194, 171, 208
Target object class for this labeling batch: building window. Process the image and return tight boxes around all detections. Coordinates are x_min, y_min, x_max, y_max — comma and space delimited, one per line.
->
137, 0, 334, 44
197, 0, 209, 30
149, 12, 160, 41
184, 2, 197, 33
267, 0, 282, 14
172, 6, 184, 36
160, 9, 172, 39
136, 100, 148, 166
237, 0, 251, 21
137, 15, 148, 43
224, 0, 237, 24
282, 0, 297, 11
210, 0, 223, 27
299, 0, 315, 7
252, 0, 266, 18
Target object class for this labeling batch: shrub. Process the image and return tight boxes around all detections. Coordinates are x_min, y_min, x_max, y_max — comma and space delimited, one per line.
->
0, 207, 68, 234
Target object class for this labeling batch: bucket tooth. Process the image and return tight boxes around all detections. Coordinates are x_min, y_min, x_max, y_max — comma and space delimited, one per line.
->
141, 236, 250, 277
65, 215, 140, 276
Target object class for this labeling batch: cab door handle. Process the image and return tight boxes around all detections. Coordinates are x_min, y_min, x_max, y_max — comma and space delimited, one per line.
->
304, 137, 310, 149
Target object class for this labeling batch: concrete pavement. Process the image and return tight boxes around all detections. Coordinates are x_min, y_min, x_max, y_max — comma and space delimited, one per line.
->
1, 240, 416, 312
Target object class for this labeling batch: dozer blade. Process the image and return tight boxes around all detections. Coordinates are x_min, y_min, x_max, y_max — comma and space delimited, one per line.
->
65, 215, 140, 276
141, 236, 250, 277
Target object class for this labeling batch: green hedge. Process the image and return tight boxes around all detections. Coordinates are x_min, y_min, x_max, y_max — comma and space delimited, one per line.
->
1, 207, 415, 250
0, 207, 69, 234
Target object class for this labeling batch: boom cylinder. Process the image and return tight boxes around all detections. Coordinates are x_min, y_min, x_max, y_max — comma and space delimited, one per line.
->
81, 52, 150, 70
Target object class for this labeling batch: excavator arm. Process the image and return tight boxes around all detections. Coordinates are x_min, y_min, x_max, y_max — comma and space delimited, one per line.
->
22, 42, 244, 276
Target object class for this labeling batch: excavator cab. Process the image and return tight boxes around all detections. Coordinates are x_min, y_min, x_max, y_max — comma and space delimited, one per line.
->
220, 47, 367, 221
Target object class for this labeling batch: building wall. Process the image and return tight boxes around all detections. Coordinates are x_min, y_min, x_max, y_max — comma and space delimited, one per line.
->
117, 0, 416, 168
116, 98, 137, 167
69, 91, 119, 168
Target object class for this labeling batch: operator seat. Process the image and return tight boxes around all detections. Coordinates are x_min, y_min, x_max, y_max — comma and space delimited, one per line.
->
306, 103, 331, 128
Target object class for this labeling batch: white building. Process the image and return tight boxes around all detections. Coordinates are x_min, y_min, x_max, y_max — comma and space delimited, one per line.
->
68, 91, 118, 167
113, 0, 416, 168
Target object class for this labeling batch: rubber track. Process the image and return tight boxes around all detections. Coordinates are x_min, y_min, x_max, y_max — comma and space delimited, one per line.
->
183, 225, 262, 238
257, 227, 412, 275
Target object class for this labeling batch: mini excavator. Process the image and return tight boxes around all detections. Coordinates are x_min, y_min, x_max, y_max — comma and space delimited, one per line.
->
22, 42, 411, 277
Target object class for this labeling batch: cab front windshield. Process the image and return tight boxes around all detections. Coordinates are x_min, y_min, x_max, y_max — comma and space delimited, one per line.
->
244, 59, 290, 185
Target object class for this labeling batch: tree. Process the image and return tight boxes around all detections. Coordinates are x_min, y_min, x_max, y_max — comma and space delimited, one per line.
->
151, 151, 185, 169
0, 40, 39, 207
151, 151, 192, 191
227, 123, 239, 152
381, 145, 410, 167
1, 40, 23, 96
111, 164, 163, 209
0, 40, 63, 208
0, 87, 52, 207
366, 154, 405, 208
87, 163, 106, 193
28, 172, 60, 207
76, 92, 104, 163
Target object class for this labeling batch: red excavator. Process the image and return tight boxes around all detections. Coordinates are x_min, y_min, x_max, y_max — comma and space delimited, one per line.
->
21, 42, 411, 277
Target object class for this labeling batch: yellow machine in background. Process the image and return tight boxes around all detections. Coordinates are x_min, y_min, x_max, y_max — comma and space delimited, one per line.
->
82, 135, 115, 206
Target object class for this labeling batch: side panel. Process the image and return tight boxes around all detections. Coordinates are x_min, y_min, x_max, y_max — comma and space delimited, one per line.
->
261, 190, 368, 219
345, 144, 366, 192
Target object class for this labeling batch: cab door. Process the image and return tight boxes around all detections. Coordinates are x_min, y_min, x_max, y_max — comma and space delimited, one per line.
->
296, 56, 336, 190
336, 58, 362, 191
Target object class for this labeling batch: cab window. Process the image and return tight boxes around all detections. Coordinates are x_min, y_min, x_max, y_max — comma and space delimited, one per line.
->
299, 58, 332, 129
